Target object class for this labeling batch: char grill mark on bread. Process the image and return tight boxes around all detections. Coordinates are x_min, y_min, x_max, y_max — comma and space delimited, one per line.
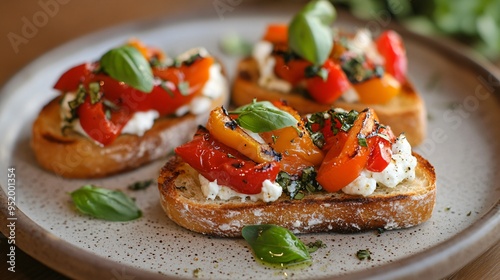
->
158, 153, 436, 237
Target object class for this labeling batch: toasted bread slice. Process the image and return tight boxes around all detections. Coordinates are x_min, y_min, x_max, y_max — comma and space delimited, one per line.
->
31, 93, 227, 178
158, 153, 436, 237
232, 57, 427, 146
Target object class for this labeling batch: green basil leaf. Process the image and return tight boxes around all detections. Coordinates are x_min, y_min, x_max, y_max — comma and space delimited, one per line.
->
70, 185, 142, 221
300, 0, 337, 25
288, 0, 336, 65
230, 99, 275, 114
230, 100, 298, 133
242, 225, 311, 265
100, 45, 154, 93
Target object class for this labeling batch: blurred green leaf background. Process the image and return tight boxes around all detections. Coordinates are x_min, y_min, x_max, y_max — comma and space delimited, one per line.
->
333, 0, 500, 62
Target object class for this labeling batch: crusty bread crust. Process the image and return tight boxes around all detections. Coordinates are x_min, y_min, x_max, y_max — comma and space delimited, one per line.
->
158, 153, 436, 237
232, 58, 427, 146
31, 93, 227, 178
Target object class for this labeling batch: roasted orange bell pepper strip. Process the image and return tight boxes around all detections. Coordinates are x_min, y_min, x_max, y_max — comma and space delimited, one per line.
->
316, 108, 377, 192
260, 102, 324, 174
127, 38, 166, 62
263, 24, 288, 44
206, 107, 279, 163
352, 73, 401, 104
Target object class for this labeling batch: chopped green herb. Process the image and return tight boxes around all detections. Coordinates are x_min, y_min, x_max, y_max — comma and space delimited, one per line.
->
306, 240, 326, 253
227, 153, 236, 159
184, 53, 202, 66
277, 49, 302, 64
340, 54, 384, 83
88, 82, 102, 104
149, 55, 164, 68
178, 81, 190, 96
172, 58, 182, 68
293, 192, 305, 200
160, 81, 175, 97
467, 211, 472, 216
68, 86, 86, 110
334, 109, 359, 132
356, 249, 372, 260
276, 167, 322, 199
305, 112, 327, 148
358, 135, 368, 147
305, 65, 328, 81
305, 109, 359, 149
445, 207, 451, 211
376, 228, 385, 235
102, 99, 120, 111
128, 179, 154, 191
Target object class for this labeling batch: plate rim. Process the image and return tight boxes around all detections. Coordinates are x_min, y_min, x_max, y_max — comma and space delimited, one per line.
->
1, 6, 499, 280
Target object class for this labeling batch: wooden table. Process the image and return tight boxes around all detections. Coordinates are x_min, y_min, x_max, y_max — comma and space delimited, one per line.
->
0, 1, 498, 279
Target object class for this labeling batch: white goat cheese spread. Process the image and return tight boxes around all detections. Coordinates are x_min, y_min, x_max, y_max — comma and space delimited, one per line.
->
60, 47, 227, 139
199, 174, 283, 202
341, 134, 417, 196
252, 41, 292, 93
120, 110, 159, 136
348, 29, 384, 66
175, 58, 228, 117
60, 92, 160, 138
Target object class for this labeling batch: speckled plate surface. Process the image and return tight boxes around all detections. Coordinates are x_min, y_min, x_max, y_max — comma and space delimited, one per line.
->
1, 5, 500, 280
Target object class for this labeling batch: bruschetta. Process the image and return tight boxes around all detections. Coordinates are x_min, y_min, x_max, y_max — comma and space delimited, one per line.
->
32, 40, 229, 178
158, 101, 436, 237
231, 0, 426, 146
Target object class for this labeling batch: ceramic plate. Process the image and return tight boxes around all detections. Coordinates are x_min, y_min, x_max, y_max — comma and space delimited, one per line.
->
1, 4, 499, 280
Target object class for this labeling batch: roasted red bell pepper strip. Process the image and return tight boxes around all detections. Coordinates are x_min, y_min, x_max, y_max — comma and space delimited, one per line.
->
175, 127, 280, 195
306, 59, 351, 104
77, 96, 132, 146
376, 30, 407, 83
366, 124, 396, 172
